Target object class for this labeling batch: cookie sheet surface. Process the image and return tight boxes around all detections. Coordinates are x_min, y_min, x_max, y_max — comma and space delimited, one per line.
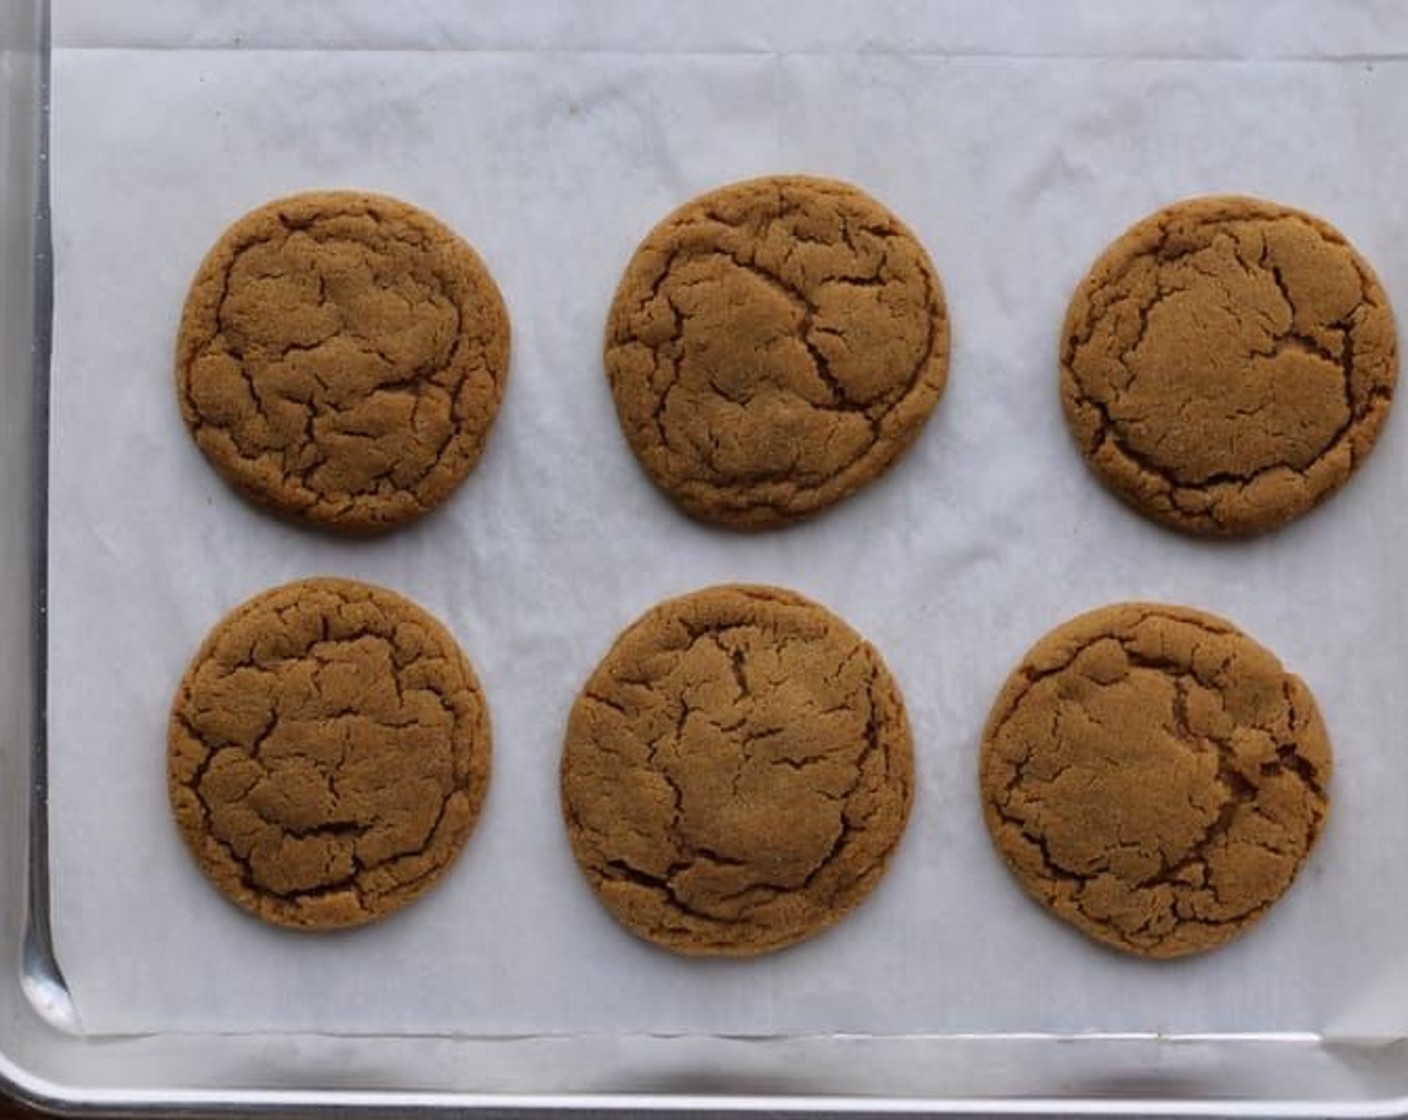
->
46, 0, 1408, 1036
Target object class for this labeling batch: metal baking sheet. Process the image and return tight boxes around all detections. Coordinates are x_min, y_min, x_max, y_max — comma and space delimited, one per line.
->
7, 0, 1408, 1112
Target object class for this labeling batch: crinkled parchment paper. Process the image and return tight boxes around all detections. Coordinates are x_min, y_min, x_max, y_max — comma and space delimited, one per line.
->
46, 0, 1408, 1037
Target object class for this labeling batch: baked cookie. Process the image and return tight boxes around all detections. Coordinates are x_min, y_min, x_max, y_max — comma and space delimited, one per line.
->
168, 578, 491, 929
561, 584, 913, 954
1061, 196, 1396, 535
605, 176, 949, 528
980, 602, 1330, 958
176, 191, 510, 533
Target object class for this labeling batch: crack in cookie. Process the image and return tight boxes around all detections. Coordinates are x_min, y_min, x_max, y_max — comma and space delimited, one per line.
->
979, 602, 1330, 958
167, 578, 491, 929
176, 191, 510, 533
1061, 196, 1396, 535
561, 584, 913, 955
605, 176, 949, 529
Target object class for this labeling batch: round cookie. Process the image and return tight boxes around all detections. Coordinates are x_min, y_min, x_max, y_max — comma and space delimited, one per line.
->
168, 578, 491, 929
604, 176, 949, 529
980, 602, 1331, 959
1061, 195, 1396, 535
176, 191, 510, 533
561, 584, 913, 955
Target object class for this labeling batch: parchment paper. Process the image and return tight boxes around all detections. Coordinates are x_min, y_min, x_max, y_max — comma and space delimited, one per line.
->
46, 0, 1408, 1038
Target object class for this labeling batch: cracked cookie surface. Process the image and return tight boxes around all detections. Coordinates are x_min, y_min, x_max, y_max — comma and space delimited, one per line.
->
604, 176, 949, 528
1061, 196, 1396, 535
561, 584, 913, 955
176, 191, 510, 533
980, 602, 1330, 958
168, 578, 491, 929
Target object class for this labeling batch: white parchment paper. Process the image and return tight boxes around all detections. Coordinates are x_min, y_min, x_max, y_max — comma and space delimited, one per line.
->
46, 0, 1408, 1038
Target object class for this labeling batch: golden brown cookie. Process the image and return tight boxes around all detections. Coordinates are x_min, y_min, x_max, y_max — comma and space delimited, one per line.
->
980, 602, 1331, 959
604, 176, 949, 528
176, 191, 510, 533
561, 584, 913, 955
168, 578, 491, 929
1061, 196, 1396, 535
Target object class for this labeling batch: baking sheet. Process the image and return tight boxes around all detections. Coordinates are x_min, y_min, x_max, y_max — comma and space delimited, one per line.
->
45, 0, 1408, 1038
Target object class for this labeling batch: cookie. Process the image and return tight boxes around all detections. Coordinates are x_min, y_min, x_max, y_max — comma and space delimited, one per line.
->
604, 176, 949, 528
176, 191, 510, 533
561, 584, 913, 955
1061, 195, 1396, 535
980, 602, 1330, 958
168, 578, 491, 929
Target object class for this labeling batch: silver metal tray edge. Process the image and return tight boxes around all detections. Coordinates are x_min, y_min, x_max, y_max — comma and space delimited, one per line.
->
6, 2, 1408, 1114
